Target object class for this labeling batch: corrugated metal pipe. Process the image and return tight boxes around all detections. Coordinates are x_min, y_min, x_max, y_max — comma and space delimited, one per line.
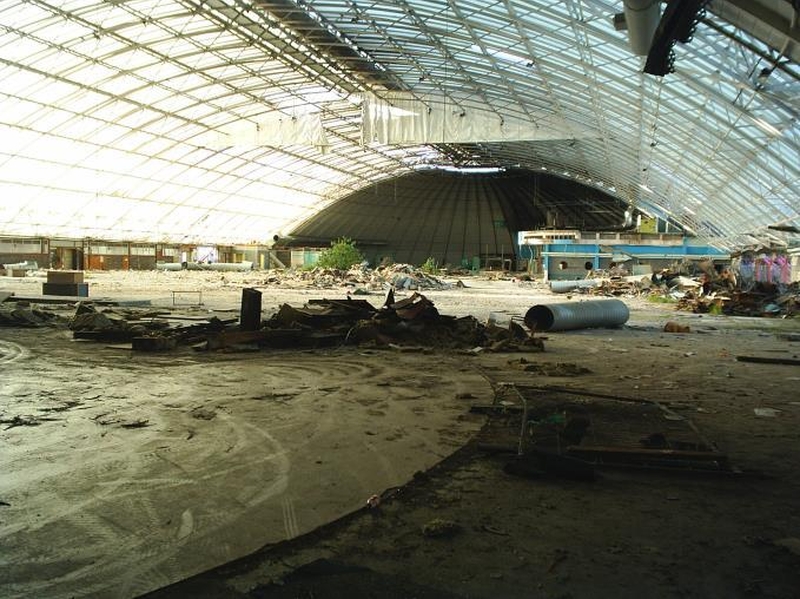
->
623, 0, 662, 55
524, 299, 630, 332
549, 279, 601, 294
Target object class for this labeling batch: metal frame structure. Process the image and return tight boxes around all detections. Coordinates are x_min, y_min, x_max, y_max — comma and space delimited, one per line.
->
0, 0, 797, 248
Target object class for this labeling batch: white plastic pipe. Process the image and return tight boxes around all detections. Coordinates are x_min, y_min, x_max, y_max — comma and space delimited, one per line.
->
623, 0, 662, 55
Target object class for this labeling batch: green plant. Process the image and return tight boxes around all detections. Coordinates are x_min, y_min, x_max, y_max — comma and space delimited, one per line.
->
421, 256, 438, 274
316, 237, 364, 270
646, 293, 677, 304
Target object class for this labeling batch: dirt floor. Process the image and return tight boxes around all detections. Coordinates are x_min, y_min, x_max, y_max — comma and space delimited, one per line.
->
2, 270, 800, 599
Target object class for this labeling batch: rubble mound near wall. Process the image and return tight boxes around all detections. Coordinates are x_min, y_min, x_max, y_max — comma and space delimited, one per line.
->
262, 263, 452, 291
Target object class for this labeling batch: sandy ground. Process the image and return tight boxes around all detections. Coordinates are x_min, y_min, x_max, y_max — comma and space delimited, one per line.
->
2, 269, 800, 598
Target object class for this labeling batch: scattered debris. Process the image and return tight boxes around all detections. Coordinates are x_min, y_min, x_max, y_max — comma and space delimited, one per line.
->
476, 382, 737, 477
1, 415, 47, 429
480, 524, 510, 536
39, 400, 82, 413
508, 358, 590, 376
566, 445, 730, 471
754, 407, 781, 418
256, 263, 452, 292
261, 293, 541, 352
546, 549, 569, 573
190, 407, 216, 421
663, 321, 690, 333
3, 260, 38, 275
421, 518, 461, 538
120, 419, 150, 429
773, 538, 800, 558
563, 256, 799, 319
132, 336, 178, 352
0, 304, 64, 328
504, 451, 595, 481
639, 432, 713, 452
67, 302, 234, 349
70, 302, 162, 341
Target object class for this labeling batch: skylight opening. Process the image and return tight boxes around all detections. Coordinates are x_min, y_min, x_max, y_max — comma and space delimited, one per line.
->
468, 44, 530, 66
751, 117, 782, 137
414, 164, 506, 174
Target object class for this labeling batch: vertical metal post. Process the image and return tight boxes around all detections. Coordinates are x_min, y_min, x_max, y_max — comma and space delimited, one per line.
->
240, 288, 262, 331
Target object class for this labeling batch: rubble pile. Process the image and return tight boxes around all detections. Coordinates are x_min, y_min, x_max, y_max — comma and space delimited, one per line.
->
56, 291, 544, 353
717, 284, 800, 317
264, 291, 542, 352
266, 266, 374, 289
569, 261, 799, 318
654, 275, 799, 317
69, 302, 164, 341
590, 277, 649, 296
0, 302, 64, 328
67, 302, 230, 347
378, 263, 452, 291
262, 263, 452, 292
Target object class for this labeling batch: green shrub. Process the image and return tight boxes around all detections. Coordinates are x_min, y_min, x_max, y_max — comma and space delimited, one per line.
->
316, 237, 364, 269
421, 256, 439, 274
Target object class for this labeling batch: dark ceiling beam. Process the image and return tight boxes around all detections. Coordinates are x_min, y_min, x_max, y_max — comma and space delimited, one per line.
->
253, 0, 403, 90
710, 0, 800, 63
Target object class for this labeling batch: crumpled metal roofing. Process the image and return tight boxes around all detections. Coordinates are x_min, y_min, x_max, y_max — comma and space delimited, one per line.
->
0, 0, 797, 248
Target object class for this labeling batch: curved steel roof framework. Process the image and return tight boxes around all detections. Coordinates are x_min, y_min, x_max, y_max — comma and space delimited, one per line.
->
0, 0, 797, 248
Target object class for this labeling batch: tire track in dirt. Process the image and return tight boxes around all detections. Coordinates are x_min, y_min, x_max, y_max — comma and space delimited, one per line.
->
3, 351, 483, 599
0, 340, 29, 365
4, 409, 293, 599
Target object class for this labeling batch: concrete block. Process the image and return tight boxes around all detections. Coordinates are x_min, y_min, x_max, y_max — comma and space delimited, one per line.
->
47, 270, 85, 284
43, 282, 89, 297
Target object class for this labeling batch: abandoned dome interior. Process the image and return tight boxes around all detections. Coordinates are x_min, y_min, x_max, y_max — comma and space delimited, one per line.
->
1, 1, 800, 598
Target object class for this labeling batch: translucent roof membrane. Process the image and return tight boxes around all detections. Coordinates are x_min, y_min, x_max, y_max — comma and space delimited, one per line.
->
0, 0, 797, 248
0, 0, 420, 243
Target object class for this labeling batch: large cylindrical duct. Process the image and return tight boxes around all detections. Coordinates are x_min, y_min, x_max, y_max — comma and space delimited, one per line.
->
623, 0, 662, 55
549, 279, 601, 294
524, 299, 630, 332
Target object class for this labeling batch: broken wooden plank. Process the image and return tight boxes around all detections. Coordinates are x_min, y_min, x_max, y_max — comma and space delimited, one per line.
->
132, 336, 177, 352
735, 355, 800, 366
514, 384, 654, 405
567, 445, 727, 463
206, 329, 270, 350
470, 404, 525, 415
73, 330, 138, 342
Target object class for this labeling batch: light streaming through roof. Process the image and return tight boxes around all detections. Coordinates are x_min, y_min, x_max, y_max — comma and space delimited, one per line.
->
0, 0, 797, 249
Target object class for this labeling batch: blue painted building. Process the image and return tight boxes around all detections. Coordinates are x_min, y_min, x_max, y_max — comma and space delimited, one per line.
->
517, 229, 729, 281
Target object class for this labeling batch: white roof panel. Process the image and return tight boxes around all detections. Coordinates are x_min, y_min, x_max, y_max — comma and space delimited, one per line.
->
0, 0, 796, 246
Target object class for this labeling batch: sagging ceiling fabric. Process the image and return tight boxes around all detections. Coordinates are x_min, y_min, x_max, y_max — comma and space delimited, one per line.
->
0, 0, 797, 248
